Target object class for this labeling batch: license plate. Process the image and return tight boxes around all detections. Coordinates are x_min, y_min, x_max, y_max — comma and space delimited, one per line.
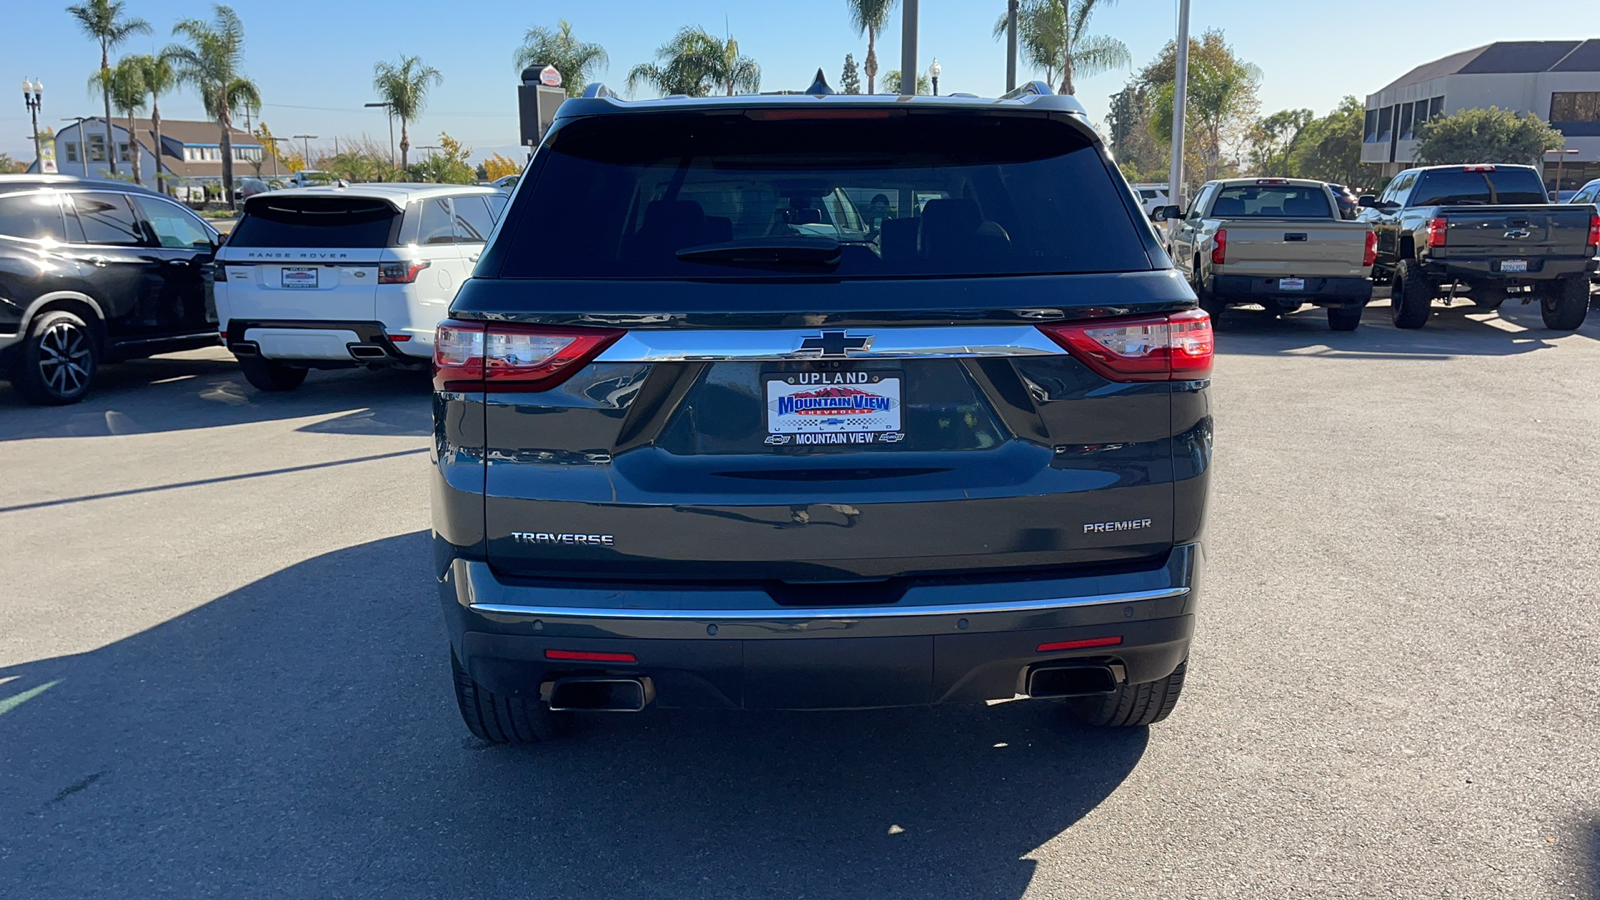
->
281, 266, 319, 289
764, 371, 903, 446
1501, 259, 1528, 274
1278, 277, 1306, 291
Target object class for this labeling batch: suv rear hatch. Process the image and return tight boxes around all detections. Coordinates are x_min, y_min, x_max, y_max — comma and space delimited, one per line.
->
222, 194, 400, 322
455, 109, 1204, 589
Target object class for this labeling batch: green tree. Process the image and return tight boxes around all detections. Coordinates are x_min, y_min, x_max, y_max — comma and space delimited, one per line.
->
627, 27, 760, 98
1414, 106, 1564, 168
407, 131, 474, 184
1291, 97, 1367, 188
372, 54, 442, 170
164, 4, 260, 208
880, 69, 930, 95
1150, 29, 1262, 186
1248, 108, 1314, 177
66, 0, 150, 177
1104, 83, 1165, 182
513, 19, 608, 98
0, 153, 27, 174
991, 0, 1129, 95
89, 57, 146, 185
841, 53, 862, 94
128, 54, 176, 192
844, 0, 898, 95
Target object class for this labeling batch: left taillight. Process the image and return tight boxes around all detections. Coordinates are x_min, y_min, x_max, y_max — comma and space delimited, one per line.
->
1037, 309, 1214, 383
1362, 230, 1378, 268
432, 319, 625, 393
379, 261, 429, 284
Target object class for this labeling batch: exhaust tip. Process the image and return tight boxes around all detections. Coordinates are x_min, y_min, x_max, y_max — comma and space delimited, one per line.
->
348, 344, 388, 360
229, 341, 260, 357
1026, 664, 1120, 699
547, 676, 653, 713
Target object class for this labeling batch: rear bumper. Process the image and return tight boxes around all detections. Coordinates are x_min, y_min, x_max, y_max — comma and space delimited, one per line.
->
224, 318, 429, 367
1210, 273, 1373, 306
1422, 256, 1597, 282
439, 542, 1202, 710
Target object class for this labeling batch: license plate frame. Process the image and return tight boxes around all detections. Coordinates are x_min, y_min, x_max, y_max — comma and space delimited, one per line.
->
1278, 277, 1306, 291
763, 369, 904, 448
1501, 259, 1528, 274
280, 266, 319, 289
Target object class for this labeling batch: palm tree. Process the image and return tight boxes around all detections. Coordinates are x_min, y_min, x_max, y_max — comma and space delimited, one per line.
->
844, 0, 897, 95
129, 54, 176, 192
372, 55, 442, 171
89, 58, 146, 184
880, 69, 930, 95
513, 20, 608, 98
991, 0, 1129, 95
164, 4, 260, 208
627, 27, 760, 98
66, 0, 150, 177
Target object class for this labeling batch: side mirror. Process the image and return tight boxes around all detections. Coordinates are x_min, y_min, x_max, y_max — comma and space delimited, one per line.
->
1150, 205, 1183, 222
1358, 195, 1377, 208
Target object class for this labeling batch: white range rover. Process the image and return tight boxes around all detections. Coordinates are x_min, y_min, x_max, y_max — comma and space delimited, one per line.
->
215, 183, 506, 391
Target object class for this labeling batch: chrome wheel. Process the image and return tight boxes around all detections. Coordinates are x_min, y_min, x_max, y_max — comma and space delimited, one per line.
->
37, 320, 93, 398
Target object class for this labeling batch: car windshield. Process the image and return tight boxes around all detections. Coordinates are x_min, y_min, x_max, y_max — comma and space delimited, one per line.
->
1210, 185, 1330, 218
494, 112, 1150, 279
1410, 169, 1549, 206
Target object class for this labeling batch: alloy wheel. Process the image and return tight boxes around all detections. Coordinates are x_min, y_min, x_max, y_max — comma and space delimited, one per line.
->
37, 320, 93, 398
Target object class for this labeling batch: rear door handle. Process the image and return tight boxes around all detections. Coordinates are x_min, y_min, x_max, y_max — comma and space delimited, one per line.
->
170, 259, 190, 267
468, 252, 482, 262
85, 255, 108, 267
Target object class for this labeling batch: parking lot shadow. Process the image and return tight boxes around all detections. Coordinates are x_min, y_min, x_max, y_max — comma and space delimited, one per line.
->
0, 532, 1147, 900
1212, 297, 1599, 361
0, 350, 431, 442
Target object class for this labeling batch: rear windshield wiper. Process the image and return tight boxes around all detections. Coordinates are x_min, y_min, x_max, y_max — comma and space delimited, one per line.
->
676, 237, 841, 267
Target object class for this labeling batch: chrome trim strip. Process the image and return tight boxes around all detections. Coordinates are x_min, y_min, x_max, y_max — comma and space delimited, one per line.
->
469, 587, 1186, 621
594, 326, 1065, 362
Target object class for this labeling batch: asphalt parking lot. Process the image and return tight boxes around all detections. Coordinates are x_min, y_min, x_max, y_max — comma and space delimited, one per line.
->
2, 297, 1597, 899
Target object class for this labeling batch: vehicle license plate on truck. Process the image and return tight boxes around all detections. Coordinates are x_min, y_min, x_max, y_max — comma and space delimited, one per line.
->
1501, 259, 1527, 274
1278, 277, 1305, 291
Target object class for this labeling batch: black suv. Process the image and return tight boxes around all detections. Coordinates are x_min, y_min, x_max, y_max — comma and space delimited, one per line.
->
0, 175, 221, 404
431, 81, 1214, 742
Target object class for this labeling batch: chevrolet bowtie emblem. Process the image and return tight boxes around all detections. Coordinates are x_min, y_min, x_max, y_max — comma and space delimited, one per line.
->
796, 331, 872, 357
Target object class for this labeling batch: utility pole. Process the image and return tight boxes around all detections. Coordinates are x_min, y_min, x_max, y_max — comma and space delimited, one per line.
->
1168, 0, 1192, 212
900, 0, 919, 96
1005, 0, 1019, 92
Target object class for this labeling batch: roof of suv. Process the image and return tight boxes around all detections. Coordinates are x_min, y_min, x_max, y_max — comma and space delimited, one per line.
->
0, 174, 163, 196
244, 182, 500, 209
554, 79, 1090, 121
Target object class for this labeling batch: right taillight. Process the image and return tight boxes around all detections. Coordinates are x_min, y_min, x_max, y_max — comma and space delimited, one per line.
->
432, 319, 625, 392
379, 261, 430, 284
1211, 229, 1227, 265
1426, 216, 1448, 248
1588, 213, 1600, 249
1037, 309, 1214, 383
1363, 230, 1378, 267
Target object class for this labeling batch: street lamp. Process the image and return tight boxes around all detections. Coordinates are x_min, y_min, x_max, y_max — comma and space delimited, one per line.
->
62, 116, 90, 177
22, 79, 43, 171
364, 101, 396, 169
292, 134, 317, 169
1545, 148, 1581, 200
929, 59, 941, 96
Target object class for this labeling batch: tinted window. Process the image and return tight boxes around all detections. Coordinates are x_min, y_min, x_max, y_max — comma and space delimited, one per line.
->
1410, 168, 1549, 206
416, 198, 457, 245
130, 195, 214, 249
496, 114, 1149, 280
69, 192, 147, 246
228, 197, 401, 248
0, 192, 66, 240
1210, 185, 1331, 218
486, 194, 508, 220
452, 195, 495, 243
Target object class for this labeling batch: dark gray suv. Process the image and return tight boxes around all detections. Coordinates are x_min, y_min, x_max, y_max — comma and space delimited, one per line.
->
431, 81, 1214, 742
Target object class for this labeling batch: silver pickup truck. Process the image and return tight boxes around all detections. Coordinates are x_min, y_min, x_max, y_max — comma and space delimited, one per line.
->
1158, 178, 1376, 331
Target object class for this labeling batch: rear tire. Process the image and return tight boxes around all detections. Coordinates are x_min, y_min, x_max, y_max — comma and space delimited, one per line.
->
1327, 305, 1363, 331
13, 310, 98, 406
1539, 275, 1589, 331
1192, 260, 1224, 317
238, 356, 308, 392
451, 650, 569, 744
1389, 259, 1433, 329
1067, 659, 1187, 727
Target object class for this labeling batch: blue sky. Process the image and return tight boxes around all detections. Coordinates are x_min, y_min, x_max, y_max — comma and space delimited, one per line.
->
5, 0, 1596, 165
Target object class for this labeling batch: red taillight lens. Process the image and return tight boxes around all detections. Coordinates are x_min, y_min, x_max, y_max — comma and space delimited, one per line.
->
545, 649, 637, 663
1426, 216, 1448, 248
1363, 230, 1378, 267
1588, 213, 1600, 248
1037, 636, 1123, 653
1037, 308, 1214, 383
432, 319, 625, 392
213, 265, 229, 282
379, 261, 429, 284
1211, 229, 1227, 265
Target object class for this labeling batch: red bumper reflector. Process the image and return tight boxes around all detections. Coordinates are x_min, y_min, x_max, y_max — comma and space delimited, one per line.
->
387, 334, 412, 342
545, 649, 638, 663
1036, 636, 1123, 653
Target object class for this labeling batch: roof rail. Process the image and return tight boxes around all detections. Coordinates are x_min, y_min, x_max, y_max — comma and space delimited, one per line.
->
999, 81, 1056, 100
581, 83, 618, 99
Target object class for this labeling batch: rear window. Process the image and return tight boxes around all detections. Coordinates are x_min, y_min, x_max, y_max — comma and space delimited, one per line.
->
1410, 169, 1548, 206
495, 113, 1149, 279
228, 197, 401, 248
1210, 185, 1330, 218
0, 192, 66, 241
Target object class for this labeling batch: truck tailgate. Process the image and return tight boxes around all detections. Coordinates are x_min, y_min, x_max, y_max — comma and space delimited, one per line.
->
1434, 205, 1592, 258
1219, 219, 1371, 277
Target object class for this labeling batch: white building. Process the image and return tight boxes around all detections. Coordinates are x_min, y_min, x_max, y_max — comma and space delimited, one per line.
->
1362, 40, 1600, 189
28, 116, 270, 197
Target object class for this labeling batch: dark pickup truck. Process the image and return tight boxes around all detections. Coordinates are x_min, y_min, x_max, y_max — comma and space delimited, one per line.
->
1360, 164, 1595, 330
